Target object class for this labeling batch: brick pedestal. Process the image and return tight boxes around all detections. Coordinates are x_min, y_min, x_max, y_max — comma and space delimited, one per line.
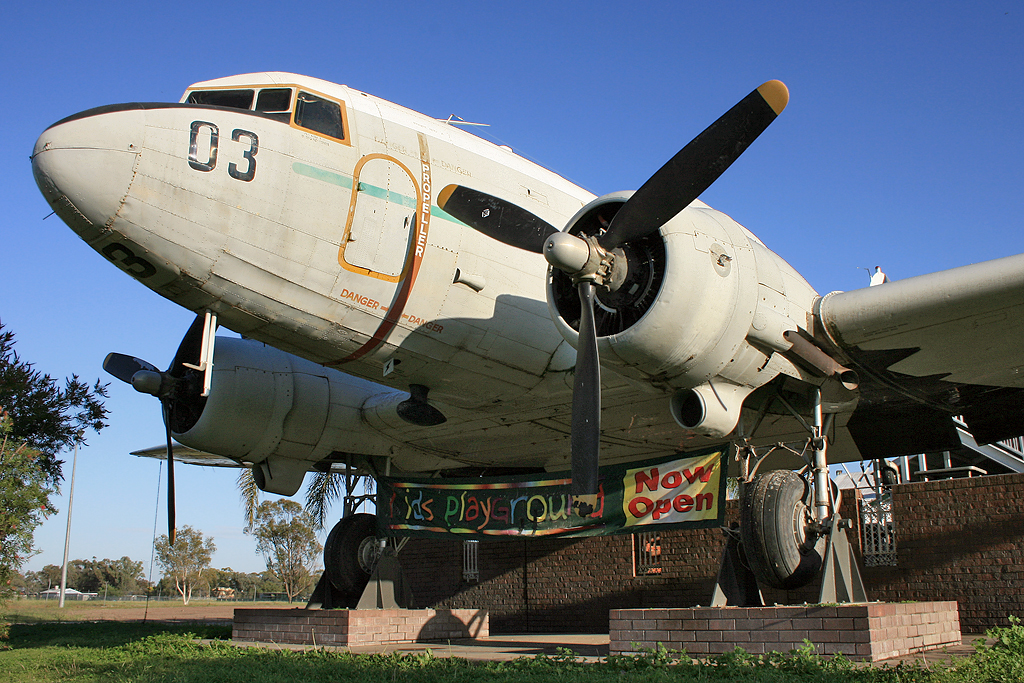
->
610, 602, 960, 661
233, 608, 488, 647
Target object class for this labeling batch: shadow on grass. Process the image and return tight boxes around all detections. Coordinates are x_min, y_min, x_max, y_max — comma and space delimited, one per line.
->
8, 621, 231, 649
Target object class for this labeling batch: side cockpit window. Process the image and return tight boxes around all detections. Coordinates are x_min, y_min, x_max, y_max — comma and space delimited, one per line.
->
295, 91, 346, 141
255, 88, 292, 122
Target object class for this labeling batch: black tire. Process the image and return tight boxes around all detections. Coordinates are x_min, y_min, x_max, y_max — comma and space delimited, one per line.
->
323, 513, 378, 594
740, 470, 826, 590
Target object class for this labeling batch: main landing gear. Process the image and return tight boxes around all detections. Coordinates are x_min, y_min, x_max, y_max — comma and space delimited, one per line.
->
741, 469, 826, 590
307, 468, 413, 610
323, 513, 378, 599
310, 512, 414, 609
715, 387, 867, 606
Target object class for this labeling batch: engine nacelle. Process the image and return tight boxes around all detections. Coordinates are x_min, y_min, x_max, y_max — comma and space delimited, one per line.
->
546, 194, 819, 424
173, 337, 406, 495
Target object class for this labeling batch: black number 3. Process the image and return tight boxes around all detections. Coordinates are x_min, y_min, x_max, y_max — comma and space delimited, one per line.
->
101, 242, 157, 279
229, 129, 258, 182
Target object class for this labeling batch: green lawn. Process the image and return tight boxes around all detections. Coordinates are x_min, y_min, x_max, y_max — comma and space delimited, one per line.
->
2, 617, 1022, 683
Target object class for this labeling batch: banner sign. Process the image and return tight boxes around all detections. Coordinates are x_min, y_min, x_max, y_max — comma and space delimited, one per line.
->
376, 448, 726, 538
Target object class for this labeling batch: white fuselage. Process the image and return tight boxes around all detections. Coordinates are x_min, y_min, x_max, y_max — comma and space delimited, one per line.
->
33, 73, 829, 478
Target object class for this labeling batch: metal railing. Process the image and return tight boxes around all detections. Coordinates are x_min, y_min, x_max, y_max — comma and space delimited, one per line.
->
462, 539, 480, 582
859, 494, 898, 566
634, 531, 662, 576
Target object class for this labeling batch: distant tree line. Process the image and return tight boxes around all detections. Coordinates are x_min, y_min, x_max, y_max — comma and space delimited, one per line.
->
15, 559, 292, 601
12, 502, 324, 603
22, 556, 147, 595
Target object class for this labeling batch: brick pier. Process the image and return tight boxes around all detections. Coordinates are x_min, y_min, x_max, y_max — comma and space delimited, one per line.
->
233, 608, 488, 647
610, 601, 961, 661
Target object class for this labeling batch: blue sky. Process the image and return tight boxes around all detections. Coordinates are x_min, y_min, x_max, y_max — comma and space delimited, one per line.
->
2, 1, 1021, 577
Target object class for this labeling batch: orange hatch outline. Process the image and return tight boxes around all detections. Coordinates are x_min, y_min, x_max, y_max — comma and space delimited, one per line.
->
337, 153, 418, 283
326, 134, 433, 366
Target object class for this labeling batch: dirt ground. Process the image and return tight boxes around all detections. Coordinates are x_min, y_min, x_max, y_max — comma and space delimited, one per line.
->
69, 603, 241, 622
5, 601, 300, 623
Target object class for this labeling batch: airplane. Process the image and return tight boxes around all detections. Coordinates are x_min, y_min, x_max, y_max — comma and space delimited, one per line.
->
31, 72, 1024, 604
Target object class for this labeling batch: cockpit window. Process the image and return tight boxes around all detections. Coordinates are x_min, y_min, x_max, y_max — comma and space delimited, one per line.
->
183, 85, 348, 143
187, 89, 254, 109
295, 91, 345, 141
255, 88, 292, 122
185, 87, 292, 122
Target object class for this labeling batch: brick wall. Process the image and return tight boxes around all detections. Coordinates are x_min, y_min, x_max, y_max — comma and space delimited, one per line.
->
609, 602, 961, 661
859, 473, 1024, 632
398, 472, 1024, 634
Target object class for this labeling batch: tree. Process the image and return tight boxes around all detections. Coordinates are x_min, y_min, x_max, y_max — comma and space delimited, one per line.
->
24, 564, 67, 594
0, 323, 108, 601
74, 556, 147, 595
247, 500, 322, 602
237, 467, 375, 532
154, 526, 215, 605
0, 322, 108, 485
0, 411, 57, 600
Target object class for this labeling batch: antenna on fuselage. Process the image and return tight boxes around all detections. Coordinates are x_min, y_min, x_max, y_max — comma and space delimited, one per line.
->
438, 114, 490, 127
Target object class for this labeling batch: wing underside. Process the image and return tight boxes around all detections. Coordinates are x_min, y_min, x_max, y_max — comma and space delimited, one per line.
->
817, 253, 1024, 456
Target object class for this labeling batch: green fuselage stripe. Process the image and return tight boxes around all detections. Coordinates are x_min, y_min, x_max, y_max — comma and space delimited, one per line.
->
292, 161, 464, 224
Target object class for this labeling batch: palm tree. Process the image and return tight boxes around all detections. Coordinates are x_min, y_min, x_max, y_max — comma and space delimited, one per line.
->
238, 467, 375, 531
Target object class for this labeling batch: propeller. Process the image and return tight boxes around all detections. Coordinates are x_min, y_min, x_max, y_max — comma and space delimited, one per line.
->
102, 315, 208, 544
439, 81, 789, 497
436, 184, 558, 253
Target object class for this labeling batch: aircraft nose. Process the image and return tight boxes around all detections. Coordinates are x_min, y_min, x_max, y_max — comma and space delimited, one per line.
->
31, 107, 144, 240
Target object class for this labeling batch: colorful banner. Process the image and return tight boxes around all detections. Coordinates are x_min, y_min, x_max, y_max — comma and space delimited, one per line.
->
376, 448, 726, 538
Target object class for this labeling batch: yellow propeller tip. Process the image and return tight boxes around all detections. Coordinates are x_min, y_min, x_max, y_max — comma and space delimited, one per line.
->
757, 80, 790, 116
437, 184, 456, 209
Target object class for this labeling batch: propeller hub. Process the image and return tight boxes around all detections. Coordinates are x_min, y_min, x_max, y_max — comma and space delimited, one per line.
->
543, 231, 591, 273
131, 370, 164, 396
544, 231, 624, 290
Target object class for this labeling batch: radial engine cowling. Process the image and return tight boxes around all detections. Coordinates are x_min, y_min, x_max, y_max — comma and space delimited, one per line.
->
172, 337, 405, 495
546, 194, 818, 437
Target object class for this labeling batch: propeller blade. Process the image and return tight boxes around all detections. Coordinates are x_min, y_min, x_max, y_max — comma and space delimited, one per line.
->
599, 80, 789, 250
438, 184, 558, 254
162, 401, 176, 545
570, 281, 601, 496
103, 353, 159, 385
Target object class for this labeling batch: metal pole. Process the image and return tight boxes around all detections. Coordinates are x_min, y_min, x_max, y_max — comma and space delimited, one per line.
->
58, 437, 81, 608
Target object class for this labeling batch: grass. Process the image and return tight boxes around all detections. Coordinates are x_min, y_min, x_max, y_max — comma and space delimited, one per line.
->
1, 615, 1022, 683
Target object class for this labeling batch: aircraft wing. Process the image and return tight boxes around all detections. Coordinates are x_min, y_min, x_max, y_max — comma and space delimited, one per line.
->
130, 443, 377, 476
816, 253, 1024, 457
131, 443, 249, 468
